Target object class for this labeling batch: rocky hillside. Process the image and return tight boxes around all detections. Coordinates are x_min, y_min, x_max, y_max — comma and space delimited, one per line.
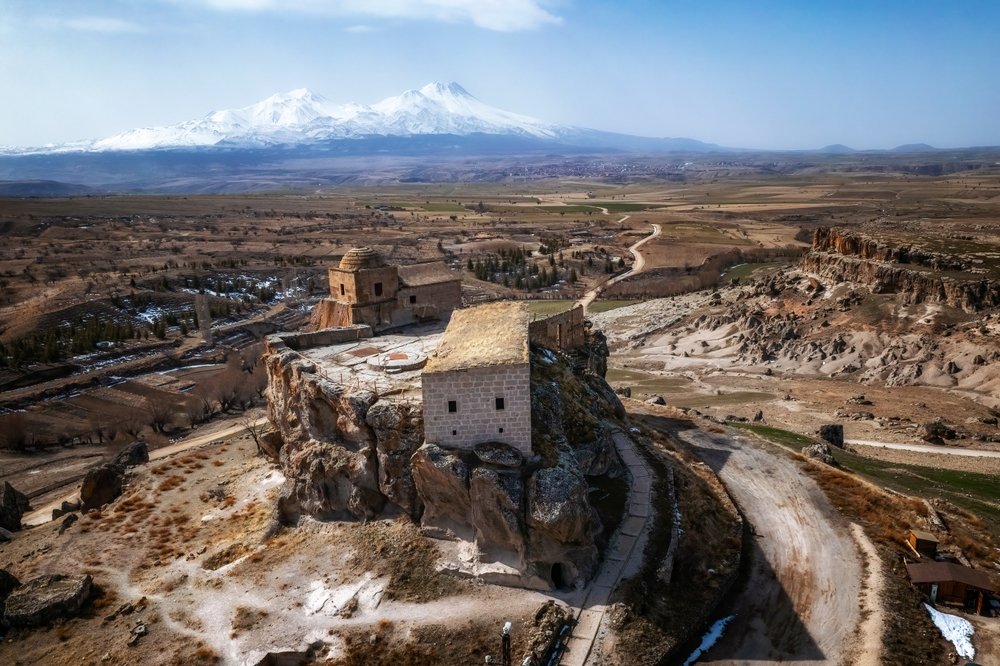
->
262, 334, 627, 590
802, 227, 1000, 311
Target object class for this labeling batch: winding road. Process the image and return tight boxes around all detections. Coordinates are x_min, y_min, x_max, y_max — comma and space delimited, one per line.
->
665, 423, 869, 665
577, 218, 660, 313
846, 438, 1000, 459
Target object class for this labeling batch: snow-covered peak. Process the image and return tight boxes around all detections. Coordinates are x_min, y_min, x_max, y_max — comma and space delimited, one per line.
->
20, 82, 565, 153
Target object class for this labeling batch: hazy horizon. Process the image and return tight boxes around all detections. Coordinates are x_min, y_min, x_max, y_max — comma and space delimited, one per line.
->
2, 0, 998, 151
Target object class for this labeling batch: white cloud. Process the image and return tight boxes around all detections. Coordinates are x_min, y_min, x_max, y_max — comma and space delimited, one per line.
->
343, 24, 375, 33
38, 16, 146, 34
172, 0, 562, 32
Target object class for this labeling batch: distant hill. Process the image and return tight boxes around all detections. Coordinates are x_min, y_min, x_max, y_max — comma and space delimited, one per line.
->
817, 144, 857, 154
891, 143, 936, 153
0, 180, 95, 197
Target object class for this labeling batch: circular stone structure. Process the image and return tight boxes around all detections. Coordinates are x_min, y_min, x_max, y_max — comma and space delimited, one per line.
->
338, 247, 385, 271
366, 350, 428, 373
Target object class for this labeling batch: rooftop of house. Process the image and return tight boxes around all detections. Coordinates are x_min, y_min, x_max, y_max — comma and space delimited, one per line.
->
398, 262, 461, 287
424, 301, 530, 373
906, 561, 994, 590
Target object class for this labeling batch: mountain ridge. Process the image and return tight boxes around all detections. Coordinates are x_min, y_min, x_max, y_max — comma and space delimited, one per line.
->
2, 82, 717, 155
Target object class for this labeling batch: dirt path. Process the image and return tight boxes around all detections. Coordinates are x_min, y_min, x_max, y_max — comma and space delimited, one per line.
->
673, 425, 864, 665
846, 523, 885, 666
21, 415, 266, 526
847, 438, 1000, 459
578, 219, 658, 313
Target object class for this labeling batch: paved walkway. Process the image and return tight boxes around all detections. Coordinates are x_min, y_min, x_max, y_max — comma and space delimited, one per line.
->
560, 428, 654, 665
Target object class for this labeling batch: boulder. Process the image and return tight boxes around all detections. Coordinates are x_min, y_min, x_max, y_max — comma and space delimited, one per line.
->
0, 568, 20, 603
0, 482, 29, 531
366, 400, 423, 519
410, 443, 471, 538
473, 442, 524, 469
752, 410, 764, 423
80, 464, 124, 512
0, 526, 13, 542
279, 442, 383, 523
818, 424, 845, 447
470, 468, 526, 563
3, 574, 93, 627
526, 454, 593, 545
645, 395, 666, 406
921, 419, 956, 444
803, 443, 836, 465
112, 441, 149, 470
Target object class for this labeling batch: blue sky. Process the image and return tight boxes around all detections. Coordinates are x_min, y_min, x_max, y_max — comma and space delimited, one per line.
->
1, 0, 998, 149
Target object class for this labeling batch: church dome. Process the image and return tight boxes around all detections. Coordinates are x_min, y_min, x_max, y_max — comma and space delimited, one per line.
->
339, 247, 385, 271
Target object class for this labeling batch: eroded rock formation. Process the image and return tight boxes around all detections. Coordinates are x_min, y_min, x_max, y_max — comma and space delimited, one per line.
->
803, 227, 1000, 311
263, 332, 625, 590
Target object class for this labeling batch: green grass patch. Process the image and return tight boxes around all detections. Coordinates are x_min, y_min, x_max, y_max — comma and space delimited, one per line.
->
587, 201, 663, 212
397, 202, 466, 212
524, 300, 576, 316
534, 205, 604, 214
728, 422, 814, 451
589, 299, 642, 313
721, 262, 779, 282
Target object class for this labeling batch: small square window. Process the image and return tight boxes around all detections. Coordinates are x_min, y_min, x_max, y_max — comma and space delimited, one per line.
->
452, 430, 457, 436
448, 400, 457, 413
498, 427, 504, 434
409, 294, 417, 304
374, 282, 383, 297
495, 397, 505, 410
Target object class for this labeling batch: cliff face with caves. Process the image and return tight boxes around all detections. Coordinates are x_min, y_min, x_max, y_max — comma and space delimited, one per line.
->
263, 334, 626, 590
802, 227, 1000, 312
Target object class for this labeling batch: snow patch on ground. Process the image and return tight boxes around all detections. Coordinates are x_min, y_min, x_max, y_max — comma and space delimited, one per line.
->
924, 603, 975, 659
682, 615, 735, 666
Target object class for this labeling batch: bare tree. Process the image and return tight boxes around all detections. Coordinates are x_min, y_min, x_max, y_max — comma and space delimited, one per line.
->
240, 408, 268, 456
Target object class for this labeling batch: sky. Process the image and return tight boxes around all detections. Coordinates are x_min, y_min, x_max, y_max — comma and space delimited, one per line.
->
1, 0, 998, 150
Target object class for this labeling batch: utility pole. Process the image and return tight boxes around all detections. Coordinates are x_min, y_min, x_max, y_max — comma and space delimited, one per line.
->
501, 621, 512, 666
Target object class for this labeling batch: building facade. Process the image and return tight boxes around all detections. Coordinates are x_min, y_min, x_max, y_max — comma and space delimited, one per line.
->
311, 247, 461, 331
421, 302, 532, 456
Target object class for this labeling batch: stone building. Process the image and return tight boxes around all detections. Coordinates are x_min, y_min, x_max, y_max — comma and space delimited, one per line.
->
422, 302, 532, 456
311, 247, 462, 332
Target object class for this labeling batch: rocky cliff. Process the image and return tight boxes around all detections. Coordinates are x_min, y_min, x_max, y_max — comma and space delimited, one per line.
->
802, 228, 1000, 312
263, 332, 626, 590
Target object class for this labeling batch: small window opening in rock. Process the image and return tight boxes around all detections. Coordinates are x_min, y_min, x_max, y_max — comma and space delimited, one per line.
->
448, 400, 457, 413
374, 282, 383, 297
409, 294, 417, 304
495, 397, 505, 410
452, 430, 457, 436
498, 427, 504, 434
340, 283, 345, 295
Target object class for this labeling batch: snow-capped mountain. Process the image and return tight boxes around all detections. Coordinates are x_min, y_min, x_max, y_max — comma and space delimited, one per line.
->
55, 82, 564, 153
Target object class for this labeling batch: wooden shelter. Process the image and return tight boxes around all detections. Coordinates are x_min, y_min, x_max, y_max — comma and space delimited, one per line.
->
906, 561, 995, 615
906, 529, 939, 557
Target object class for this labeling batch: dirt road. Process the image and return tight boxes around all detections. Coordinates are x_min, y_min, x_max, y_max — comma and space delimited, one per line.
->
21, 415, 266, 526
671, 425, 864, 664
578, 219, 659, 313
847, 438, 1000, 459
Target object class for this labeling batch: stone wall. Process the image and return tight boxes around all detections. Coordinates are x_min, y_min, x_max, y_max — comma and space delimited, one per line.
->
529, 305, 586, 351
272, 325, 372, 351
328, 265, 399, 305
396, 280, 462, 324
422, 363, 532, 456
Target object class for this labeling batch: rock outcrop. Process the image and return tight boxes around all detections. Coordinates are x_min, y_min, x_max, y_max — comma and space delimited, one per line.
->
3, 574, 93, 627
80, 441, 149, 512
0, 482, 29, 531
802, 227, 1000, 312
264, 330, 625, 590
